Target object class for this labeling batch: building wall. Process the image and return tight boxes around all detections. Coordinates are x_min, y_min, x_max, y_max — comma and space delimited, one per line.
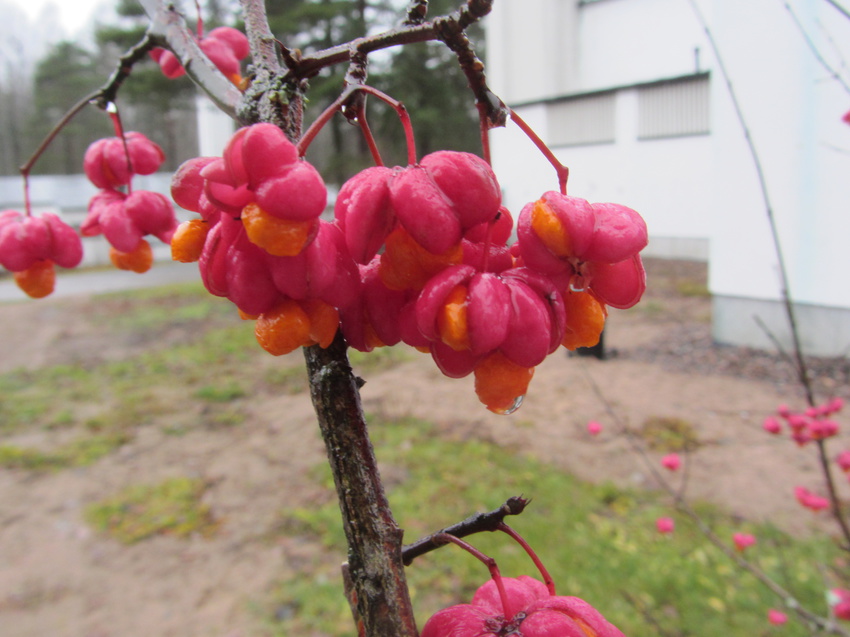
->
486, 0, 850, 356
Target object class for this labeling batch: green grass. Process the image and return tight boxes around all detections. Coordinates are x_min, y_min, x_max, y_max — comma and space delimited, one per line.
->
92, 281, 233, 330
2, 281, 837, 635
264, 415, 839, 637
0, 433, 130, 470
85, 476, 219, 544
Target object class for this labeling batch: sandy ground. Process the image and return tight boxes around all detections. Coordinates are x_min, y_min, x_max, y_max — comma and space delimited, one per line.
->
0, 259, 848, 636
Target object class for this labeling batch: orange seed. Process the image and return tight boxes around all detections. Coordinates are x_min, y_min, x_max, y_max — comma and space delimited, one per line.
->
473, 351, 535, 414
171, 219, 209, 263
14, 260, 55, 298
242, 203, 314, 257
110, 239, 153, 273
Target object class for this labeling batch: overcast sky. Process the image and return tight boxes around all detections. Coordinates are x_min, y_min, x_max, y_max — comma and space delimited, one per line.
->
8, 0, 106, 36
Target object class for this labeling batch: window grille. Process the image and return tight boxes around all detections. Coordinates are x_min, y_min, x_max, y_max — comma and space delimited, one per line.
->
546, 92, 616, 147
637, 75, 710, 139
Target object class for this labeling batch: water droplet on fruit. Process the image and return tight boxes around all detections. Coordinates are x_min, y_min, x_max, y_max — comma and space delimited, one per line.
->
569, 273, 587, 293
496, 395, 524, 415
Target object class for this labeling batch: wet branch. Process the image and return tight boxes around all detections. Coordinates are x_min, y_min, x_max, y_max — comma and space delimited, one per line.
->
303, 334, 418, 637
138, 0, 243, 118
402, 496, 530, 566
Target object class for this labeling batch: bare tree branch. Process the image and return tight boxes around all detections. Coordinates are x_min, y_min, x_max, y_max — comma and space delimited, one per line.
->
138, 0, 243, 119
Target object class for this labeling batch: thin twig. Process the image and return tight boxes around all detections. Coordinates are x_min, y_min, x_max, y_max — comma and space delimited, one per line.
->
784, 0, 850, 94
581, 364, 850, 635
19, 32, 159, 177
404, 0, 430, 25
686, 0, 850, 548
753, 315, 801, 372
620, 590, 679, 637
686, 0, 815, 404
402, 496, 529, 565
824, 0, 850, 21
138, 0, 242, 118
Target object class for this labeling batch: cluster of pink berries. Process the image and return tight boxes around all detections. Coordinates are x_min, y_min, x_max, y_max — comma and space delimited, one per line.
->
81, 131, 178, 273
420, 528, 626, 637
762, 398, 847, 513
0, 210, 83, 298
171, 123, 648, 413
762, 398, 843, 445
151, 26, 249, 86
423, 575, 625, 637
170, 123, 358, 355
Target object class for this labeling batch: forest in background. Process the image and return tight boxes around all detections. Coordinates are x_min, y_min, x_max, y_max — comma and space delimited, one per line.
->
0, 0, 482, 181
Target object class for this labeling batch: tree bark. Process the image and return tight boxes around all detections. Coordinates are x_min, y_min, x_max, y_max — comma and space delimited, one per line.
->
303, 334, 419, 637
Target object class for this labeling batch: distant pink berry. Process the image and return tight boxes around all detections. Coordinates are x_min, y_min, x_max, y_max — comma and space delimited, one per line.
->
763, 416, 782, 434
776, 404, 791, 418
767, 609, 788, 625
810, 419, 839, 440
837, 450, 850, 473
787, 414, 809, 431
656, 517, 674, 534
661, 453, 681, 471
831, 589, 850, 620
587, 421, 603, 436
732, 532, 756, 552
791, 429, 812, 447
843, 109, 850, 126
794, 486, 830, 512
824, 397, 845, 415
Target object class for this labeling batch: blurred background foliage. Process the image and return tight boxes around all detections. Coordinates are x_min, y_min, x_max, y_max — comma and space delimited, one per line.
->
0, 0, 483, 180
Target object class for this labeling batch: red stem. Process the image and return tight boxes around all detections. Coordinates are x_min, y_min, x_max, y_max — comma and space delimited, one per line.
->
433, 533, 512, 617
22, 175, 31, 217
477, 102, 492, 165
297, 89, 353, 157
356, 104, 384, 166
195, 0, 203, 38
509, 109, 569, 195
108, 104, 134, 193
298, 84, 417, 165
498, 523, 556, 596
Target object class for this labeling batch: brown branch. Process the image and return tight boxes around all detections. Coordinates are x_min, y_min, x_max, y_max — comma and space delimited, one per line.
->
21, 32, 159, 176
433, 4, 508, 128
303, 334, 418, 637
237, 0, 305, 134
404, 0, 430, 25
402, 496, 529, 565
283, 0, 507, 129
138, 0, 243, 119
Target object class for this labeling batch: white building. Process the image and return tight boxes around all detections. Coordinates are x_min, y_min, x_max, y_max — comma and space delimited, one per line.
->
486, 0, 850, 357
